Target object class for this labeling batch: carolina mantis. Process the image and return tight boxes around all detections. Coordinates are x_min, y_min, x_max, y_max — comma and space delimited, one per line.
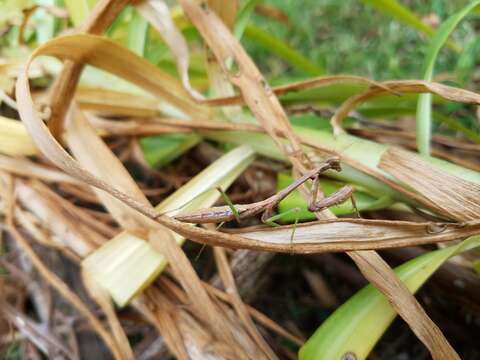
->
170, 157, 359, 226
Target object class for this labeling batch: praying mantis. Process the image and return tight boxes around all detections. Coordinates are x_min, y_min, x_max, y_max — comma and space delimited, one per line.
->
169, 157, 359, 228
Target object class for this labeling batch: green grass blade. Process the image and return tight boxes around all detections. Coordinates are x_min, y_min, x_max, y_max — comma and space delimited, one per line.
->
244, 25, 324, 76
299, 235, 480, 360
416, 1, 480, 155
127, 8, 149, 56
361, 0, 435, 38
217, 186, 241, 222
234, 0, 261, 39
63, 0, 92, 27
139, 133, 201, 168
433, 111, 480, 144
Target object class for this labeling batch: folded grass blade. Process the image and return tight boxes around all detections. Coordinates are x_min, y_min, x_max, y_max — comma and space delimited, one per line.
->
416, 1, 480, 155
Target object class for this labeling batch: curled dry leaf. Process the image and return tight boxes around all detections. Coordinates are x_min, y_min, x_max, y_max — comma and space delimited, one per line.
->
42, 34, 210, 131
47, 0, 132, 138
331, 80, 480, 135
379, 147, 480, 221
234, 218, 480, 252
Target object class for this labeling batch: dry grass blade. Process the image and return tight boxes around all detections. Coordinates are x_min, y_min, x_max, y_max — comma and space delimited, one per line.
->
151, 277, 267, 359
331, 79, 480, 135
39, 34, 209, 120
178, 0, 305, 169
379, 147, 480, 221
76, 86, 160, 117
136, 0, 204, 100
236, 218, 480, 251
204, 74, 396, 106
81, 270, 134, 360
13, 179, 103, 256
202, 282, 304, 347
204, 0, 241, 119
213, 246, 277, 359
135, 288, 189, 359
148, 232, 241, 354
0, 154, 81, 185
66, 107, 156, 233
47, 0, 131, 138
89, 115, 263, 135
0, 177, 123, 360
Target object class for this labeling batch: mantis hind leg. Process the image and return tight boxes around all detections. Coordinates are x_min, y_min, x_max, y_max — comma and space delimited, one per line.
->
216, 186, 241, 223
350, 193, 361, 218
262, 207, 301, 227
262, 207, 301, 254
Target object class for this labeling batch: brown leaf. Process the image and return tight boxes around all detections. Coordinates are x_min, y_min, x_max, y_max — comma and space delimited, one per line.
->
331, 80, 480, 135
379, 147, 480, 221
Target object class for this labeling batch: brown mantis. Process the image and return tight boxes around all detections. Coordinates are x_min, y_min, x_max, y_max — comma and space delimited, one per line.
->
170, 157, 359, 227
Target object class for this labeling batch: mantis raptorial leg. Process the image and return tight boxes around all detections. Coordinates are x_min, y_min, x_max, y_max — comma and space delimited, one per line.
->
308, 176, 360, 217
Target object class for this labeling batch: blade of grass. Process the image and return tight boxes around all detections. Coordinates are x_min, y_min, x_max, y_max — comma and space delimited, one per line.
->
361, 0, 448, 45
244, 24, 324, 76
63, 0, 91, 26
127, 8, 149, 56
416, 0, 480, 155
299, 235, 480, 360
234, 0, 261, 39
433, 111, 480, 144
140, 133, 201, 168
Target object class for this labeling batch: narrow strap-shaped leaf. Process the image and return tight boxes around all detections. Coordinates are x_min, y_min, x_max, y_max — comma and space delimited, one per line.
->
416, 1, 480, 155
300, 235, 480, 360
